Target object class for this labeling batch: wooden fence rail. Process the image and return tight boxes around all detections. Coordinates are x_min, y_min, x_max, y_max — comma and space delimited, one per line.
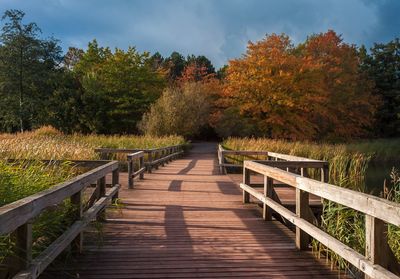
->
218, 145, 328, 180
241, 160, 400, 279
96, 144, 186, 186
0, 160, 120, 279
127, 151, 145, 189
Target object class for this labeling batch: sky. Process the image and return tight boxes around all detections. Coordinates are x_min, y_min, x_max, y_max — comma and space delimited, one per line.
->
0, 0, 399, 68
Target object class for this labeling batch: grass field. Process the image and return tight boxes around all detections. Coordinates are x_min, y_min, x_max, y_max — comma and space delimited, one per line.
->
0, 126, 185, 160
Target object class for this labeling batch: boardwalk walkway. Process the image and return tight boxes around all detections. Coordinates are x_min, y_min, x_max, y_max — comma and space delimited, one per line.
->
51, 142, 340, 278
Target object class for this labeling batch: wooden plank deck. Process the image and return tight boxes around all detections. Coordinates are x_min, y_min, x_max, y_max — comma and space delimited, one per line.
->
44, 142, 343, 279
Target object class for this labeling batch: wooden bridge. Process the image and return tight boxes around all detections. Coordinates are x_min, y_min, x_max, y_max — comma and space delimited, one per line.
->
1, 142, 400, 278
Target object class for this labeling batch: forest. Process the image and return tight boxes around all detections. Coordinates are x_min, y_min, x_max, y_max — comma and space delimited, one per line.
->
0, 9, 399, 142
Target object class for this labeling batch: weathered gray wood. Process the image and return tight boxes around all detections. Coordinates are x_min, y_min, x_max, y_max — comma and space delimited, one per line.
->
13, 185, 120, 279
96, 148, 141, 153
296, 188, 310, 250
321, 164, 329, 183
96, 177, 106, 222
127, 151, 145, 160
7, 159, 114, 169
13, 222, 32, 272
243, 168, 250, 204
244, 161, 400, 227
112, 168, 119, 201
220, 161, 328, 169
70, 190, 83, 255
244, 161, 297, 186
147, 151, 153, 173
133, 167, 146, 178
365, 216, 389, 279
139, 156, 145, 179
0, 161, 118, 235
268, 151, 319, 162
128, 159, 133, 189
263, 176, 273, 221
240, 183, 399, 279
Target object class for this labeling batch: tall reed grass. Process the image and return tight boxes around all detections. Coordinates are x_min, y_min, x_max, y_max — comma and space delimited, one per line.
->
0, 160, 78, 266
0, 126, 186, 272
223, 137, 400, 274
0, 126, 185, 160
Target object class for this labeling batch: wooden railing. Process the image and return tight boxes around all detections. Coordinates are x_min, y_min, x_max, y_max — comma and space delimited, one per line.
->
96, 144, 186, 187
218, 145, 328, 180
127, 151, 145, 188
241, 160, 400, 279
0, 160, 120, 279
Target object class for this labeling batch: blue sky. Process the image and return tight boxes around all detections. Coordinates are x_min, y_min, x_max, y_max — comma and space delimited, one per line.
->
1, 0, 399, 68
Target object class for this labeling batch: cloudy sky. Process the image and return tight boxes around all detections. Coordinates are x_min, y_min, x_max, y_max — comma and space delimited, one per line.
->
1, 0, 399, 68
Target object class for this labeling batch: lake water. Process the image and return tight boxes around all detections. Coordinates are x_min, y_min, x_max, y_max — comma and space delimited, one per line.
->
365, 160, 400, 195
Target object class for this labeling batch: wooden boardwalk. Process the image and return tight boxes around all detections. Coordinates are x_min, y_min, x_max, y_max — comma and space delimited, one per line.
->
47, 142, 341, 278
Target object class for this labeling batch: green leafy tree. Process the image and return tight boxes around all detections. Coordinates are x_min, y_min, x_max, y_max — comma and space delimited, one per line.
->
73, 41, 166, 134
360, 39, 400, 136
0, 9, 62, 132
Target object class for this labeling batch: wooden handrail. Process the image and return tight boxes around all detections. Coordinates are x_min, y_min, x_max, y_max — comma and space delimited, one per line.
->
241, 160, 400, 279
127, 151, 145, 189
125, 145, 185, 187
217, 145, 328, 179
0, 160, 120, 279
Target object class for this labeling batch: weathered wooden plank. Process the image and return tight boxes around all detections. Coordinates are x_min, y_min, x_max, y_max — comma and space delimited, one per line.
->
14, 185, 120, 279
296, 176, 400, 227
267, 151, 319, 162
263, 176, 273, 221
244, 161, 297, 186
71, 190, 83, 254
365, 216, 390, 279
0, 161, 118, 235
127, 151, 145, 160
220, 161, 328, 169
133, 167, 146, 178
240, 183, 398, 279
244, 161, 400, 227
243, 167, 250, 203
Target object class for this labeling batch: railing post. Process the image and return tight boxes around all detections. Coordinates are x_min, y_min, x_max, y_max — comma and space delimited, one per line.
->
168, 147, 172, 162
321, 164, 329, 183
13, 222, 32, 272
100, 152, 108, 160
147, 151, 153, 173
243, 165, 250, 203
365, 215, 389, 279
218, 146, 223, 174
263, 176, 273, 220
128, 157, 133, 189
112, 168, 119, 201
321, 164, 329, 203
296, 168, 310, 250
139, 156, 145, 179
154, 151, 159, 170
97, 176, 106, 222
71, 190, 83, 254
160, 149, 165, 167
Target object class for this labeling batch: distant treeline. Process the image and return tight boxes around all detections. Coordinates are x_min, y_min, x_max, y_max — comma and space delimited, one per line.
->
0, 9, 399, 141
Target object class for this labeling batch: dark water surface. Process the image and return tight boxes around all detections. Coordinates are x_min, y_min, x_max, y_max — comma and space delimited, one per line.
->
365, 160, 400, 195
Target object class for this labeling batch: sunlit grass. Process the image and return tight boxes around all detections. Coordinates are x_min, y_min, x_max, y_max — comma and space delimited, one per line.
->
0, 126, 186, 270
223, 137, 400, 272
0, 126, 185, 160
0, 160, 78, 265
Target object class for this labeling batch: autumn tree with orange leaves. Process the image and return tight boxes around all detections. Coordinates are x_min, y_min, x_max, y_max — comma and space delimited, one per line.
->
218, 31, 379, 140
